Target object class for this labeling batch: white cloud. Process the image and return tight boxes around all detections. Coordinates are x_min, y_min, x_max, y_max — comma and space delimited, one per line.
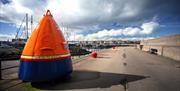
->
0, 0, 32, 24
123, 27, 140, 36
0, 34, 15, 41
140, 21, 159, 34
0, 0, 160, 41
0, 0, 145, 26
122, 37, 155, 41
68, 21, 159, 41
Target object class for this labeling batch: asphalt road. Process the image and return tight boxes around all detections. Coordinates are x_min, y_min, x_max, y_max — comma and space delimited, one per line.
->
1, 47, 180, 91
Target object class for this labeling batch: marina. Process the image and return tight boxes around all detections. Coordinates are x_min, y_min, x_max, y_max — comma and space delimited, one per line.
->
0, 0, 180, 91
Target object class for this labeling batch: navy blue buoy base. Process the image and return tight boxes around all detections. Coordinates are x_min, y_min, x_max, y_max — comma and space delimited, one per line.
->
19, 58, 73, 82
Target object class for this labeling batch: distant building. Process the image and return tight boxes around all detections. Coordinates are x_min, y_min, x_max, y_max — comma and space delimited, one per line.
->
0, 40, 11, 47
12, 39, 27, 44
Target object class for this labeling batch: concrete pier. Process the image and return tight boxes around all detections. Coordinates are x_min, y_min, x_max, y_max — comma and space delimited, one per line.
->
1, 47, 180, 91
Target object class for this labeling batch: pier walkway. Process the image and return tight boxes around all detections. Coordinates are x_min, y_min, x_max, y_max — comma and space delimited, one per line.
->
1, 47, 180, 91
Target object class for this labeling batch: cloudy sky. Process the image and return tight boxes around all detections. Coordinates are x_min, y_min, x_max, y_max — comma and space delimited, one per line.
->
0, 0, 180, 41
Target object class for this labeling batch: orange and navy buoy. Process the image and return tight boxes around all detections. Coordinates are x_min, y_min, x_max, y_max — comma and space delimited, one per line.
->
19, 10, 73, 82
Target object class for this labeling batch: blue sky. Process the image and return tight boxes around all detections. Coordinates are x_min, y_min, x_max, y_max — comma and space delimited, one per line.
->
0, 0, 180, 41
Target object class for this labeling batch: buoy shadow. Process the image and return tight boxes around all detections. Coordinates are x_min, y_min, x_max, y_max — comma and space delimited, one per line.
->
31, 70, 148, 90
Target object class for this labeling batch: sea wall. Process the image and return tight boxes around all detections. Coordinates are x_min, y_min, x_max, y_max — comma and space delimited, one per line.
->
138, 34, 180, 61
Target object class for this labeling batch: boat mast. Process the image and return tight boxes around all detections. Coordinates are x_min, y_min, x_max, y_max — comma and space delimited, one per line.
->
31, 15, 33, 34
26, 13, 28, 39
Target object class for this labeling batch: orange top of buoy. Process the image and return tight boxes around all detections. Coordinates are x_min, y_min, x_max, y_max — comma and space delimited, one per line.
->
21, 10, 70, 61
